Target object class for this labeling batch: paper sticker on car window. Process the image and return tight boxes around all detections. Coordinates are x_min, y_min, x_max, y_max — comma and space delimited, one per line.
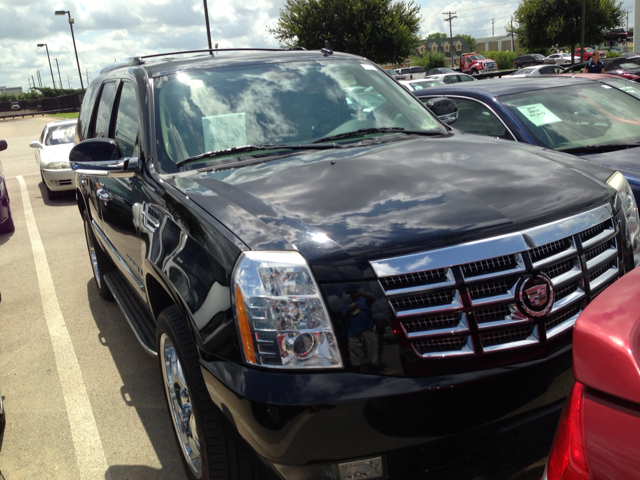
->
361, 64, 377, 70
202, 113, 247, 152
517, 104, 562, 126
51, 129, 66, 140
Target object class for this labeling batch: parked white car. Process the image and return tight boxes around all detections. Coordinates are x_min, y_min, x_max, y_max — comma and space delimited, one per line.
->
508, 64, 565, 77
399, 78, 446, 91
544, 53, 574, 65
424, 72, 477, 84
29, 119, 77, 200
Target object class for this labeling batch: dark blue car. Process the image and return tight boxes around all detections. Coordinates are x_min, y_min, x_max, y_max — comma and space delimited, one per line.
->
413, 76, 640, 202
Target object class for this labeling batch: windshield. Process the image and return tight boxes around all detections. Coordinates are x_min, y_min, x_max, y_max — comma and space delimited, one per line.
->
45, 124, 76, 146
470, 55, 486, 60
600, 78, 640, 99
153, 60, 444, 172
500, 83, 640, 151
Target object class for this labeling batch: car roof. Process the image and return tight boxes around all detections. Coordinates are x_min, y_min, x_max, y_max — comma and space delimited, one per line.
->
97, 49, 364, 79
411, 76, 599, 98
45, 119, 78, 128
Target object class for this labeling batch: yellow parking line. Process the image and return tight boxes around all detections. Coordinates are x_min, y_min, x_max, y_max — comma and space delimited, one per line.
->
17, 176, 110, 480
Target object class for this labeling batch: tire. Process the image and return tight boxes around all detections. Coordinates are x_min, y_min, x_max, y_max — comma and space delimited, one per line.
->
157, 305, 271, 480
517, 65, 522, 70
0, 205, 14, 234
83, 211, 113, 300
470, 69, 479, 76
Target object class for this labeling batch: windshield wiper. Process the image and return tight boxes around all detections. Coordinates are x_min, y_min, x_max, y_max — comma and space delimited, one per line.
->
176, 143, 344, 167
313, 127, 441, 144
559, 143, 640, 154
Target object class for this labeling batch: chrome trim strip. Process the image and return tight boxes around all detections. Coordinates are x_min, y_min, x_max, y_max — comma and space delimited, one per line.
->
586, 247, 619, 271
470, 281, 518, 306
404, 314, 469, 338
582, 227, 616, 250
522, 204, 613, 248
550, 288, 585, 313
589, 265, 619, 291
413, 336, 474, 358
392, 291, 463, 317
102, 274, 156, 357
476, 316, 532, 329
482, 327, 539, 352
546, 312, 580, 338
532, 244, 577, 269
551, 266, 583, 287
462, 254, 526, 282
370, 204, 612, 277
380, 268, 456, 295
92, 219, 145, 292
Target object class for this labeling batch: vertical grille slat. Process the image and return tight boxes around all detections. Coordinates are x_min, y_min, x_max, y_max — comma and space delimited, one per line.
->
369, 204, 621, 360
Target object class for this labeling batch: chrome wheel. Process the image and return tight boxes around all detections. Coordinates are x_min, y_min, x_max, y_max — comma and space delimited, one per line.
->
160, 332, 202, 477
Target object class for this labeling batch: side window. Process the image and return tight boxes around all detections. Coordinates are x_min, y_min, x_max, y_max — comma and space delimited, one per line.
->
77, 83, 100, 142
444, 76, 456, 84
459, 75, 474, 82
448, 98, 514, 140
114, 82, 140, 158
92, 81, 118, 139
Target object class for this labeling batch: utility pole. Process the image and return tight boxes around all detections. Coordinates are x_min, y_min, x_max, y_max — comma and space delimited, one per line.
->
443, 11, 457, 68
492, 18, 495, 37
67, 75, 71, 89
511, 19, 515, 51
32, 76, 36, 90
85, 69, 90, 85
580, 0, 586, 64
203, 0, 213, 51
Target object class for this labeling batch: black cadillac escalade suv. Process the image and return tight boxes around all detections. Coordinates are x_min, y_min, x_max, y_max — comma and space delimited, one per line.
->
70, 49, 640, 480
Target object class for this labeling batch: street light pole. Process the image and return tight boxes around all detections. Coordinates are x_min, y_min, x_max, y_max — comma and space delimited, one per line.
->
55, 59, 64, 92
55, 10, 84, 91
37, 43, 57, 92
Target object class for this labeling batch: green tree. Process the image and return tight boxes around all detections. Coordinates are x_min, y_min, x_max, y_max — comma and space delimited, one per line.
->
412, 51, 447, 69
458, 34, 476, 52
269, 0, 422, 64
425, 32, 447, 40
513, 0, 624, 60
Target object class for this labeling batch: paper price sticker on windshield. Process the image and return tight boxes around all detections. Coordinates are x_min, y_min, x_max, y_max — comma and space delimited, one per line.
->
517, 104, 562, 127
361, 64, 377, 70
51, 130, 66, 140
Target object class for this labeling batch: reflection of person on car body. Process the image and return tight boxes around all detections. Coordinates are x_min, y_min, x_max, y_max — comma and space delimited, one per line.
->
341, 290, 379, 373
583, 51, 606, 73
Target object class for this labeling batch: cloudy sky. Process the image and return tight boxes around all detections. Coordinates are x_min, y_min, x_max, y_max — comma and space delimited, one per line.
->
0, 0, 635, 91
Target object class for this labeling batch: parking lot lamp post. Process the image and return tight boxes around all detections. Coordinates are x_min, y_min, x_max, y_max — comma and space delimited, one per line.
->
55, 10, 84, 91
203, 0, 213, 51
55, 59, 64, 92
37, 43, 57, 92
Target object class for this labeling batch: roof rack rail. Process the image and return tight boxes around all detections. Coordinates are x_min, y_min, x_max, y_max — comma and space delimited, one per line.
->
100, 57, 144, 74
139, 48, 292, 60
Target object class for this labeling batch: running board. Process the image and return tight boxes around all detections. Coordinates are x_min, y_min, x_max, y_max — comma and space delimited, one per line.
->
103, 270, 157, 357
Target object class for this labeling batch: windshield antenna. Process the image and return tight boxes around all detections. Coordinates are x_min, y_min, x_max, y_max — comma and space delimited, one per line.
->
321, 40, 333, 56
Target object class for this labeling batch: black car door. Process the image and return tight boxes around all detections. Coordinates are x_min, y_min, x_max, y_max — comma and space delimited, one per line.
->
92, 80, 145, 298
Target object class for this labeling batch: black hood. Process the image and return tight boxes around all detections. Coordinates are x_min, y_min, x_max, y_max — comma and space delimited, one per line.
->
169, 135, 615, 281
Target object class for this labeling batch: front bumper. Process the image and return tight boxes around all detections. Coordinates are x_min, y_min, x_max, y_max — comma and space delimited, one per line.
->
201, 344, 573, 479
41, 168, 75, 191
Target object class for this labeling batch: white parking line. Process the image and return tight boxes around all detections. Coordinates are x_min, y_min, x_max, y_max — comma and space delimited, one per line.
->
17, 176, 110, 480
6, 172, 39, 179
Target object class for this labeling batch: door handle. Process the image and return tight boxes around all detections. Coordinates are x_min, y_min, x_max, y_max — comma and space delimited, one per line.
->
141, 210, 160, 232
96, 188, 112, 202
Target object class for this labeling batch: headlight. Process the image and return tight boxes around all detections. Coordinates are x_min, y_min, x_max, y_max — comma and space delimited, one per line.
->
46, 161, 70, 169
607, 171, 640, 259
0, 179, 5, 198
232, 251, 343, 369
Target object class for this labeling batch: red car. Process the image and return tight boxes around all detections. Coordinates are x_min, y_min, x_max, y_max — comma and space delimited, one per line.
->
543, 266, 640, 479
574, 47, 607, 61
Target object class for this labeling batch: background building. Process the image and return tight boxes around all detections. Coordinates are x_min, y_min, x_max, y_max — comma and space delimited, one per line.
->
0, 86, 23, 96
475, 35, 519, 53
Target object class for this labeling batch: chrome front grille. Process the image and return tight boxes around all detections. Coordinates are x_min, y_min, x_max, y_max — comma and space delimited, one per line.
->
371, 205, 621, 358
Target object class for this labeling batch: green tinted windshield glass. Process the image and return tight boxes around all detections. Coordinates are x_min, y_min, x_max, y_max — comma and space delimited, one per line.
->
153, 60, 444, 172
500, 83, 640, 151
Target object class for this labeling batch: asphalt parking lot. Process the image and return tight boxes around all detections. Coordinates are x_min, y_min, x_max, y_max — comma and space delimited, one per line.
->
0, 117, 187, 479
0, 117, 546, 480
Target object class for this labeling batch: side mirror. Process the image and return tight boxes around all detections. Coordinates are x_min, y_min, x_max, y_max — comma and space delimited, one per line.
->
29, 141, 42, 149
0, 140, 6, 152
70, 138, 138, 178
426, 98, 458, 125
